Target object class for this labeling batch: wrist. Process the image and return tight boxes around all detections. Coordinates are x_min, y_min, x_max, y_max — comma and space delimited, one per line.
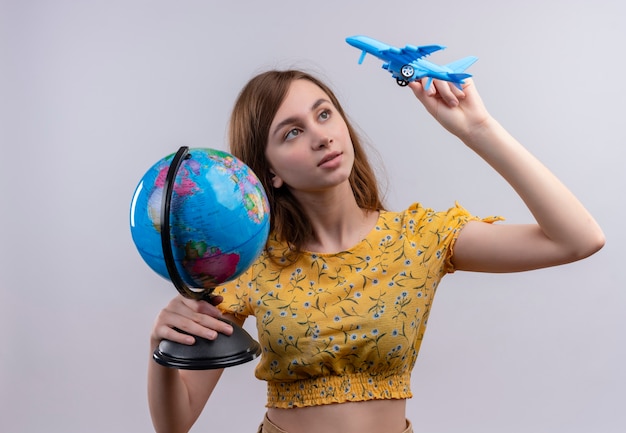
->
461, 115, 502, 149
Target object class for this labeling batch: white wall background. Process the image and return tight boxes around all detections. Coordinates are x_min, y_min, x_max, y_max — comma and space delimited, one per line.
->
1, 1, 624, 432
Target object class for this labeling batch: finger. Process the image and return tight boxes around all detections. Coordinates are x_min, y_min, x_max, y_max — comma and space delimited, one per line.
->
431, 80, 460, 107
160, 308, 230, 341
152, 308, 207, 344
408, 79, 429, 103
156, 298, 234, 340
181, 300, 234, 337
451, 82, 466, 99
195, 297, 225, 317
417, 77, 437, 97
180, 296, 226, 319
408, 80, 440, 117
153, 322, 196, 345
194, 311, 234, 336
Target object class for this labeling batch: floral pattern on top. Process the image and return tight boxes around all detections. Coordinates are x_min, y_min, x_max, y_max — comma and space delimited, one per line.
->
216, 202, 502, 408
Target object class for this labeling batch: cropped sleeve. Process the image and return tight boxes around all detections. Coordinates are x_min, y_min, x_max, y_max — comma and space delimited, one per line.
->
437, 202, 504, 273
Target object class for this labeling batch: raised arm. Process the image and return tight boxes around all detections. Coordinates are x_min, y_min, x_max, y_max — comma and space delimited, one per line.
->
147, 295, 238, 433
409, 79, 605, 272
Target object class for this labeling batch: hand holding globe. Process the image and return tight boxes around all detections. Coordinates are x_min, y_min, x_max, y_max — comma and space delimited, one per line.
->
130, 147, 270, 369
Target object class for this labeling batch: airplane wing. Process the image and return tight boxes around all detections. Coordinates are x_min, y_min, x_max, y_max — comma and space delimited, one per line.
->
400, 44, 445, 59
346, 35, 445, 65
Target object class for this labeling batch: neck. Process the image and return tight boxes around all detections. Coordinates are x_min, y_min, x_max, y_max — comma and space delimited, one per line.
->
293, 184, 378, 253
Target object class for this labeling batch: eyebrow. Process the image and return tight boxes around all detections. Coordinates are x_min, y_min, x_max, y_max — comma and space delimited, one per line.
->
271, 98, 330, 138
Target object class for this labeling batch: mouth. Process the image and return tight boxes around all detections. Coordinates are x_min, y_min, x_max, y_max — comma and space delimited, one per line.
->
318, 151, 342, 167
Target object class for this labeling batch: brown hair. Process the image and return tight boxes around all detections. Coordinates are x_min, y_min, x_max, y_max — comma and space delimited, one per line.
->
228, 70, 384, 260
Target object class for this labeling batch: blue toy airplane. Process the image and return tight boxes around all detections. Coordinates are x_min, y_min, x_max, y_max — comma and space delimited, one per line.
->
346, 35, 477, 90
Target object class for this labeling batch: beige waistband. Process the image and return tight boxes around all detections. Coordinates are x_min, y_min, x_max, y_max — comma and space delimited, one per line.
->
257, 413, 413, 433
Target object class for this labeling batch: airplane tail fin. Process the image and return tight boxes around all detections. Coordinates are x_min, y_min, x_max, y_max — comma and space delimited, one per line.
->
424, 72, 473, 91
424, 74, 472, 91
445, 56, 478, 73
444, 55, 478, 89
447, 73, 472, 90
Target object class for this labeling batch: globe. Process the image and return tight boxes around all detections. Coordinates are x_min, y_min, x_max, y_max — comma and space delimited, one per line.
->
129, 147, 270, 292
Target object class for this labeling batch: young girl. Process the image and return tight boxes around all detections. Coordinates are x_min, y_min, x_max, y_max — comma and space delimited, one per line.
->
147, 70, 604, 433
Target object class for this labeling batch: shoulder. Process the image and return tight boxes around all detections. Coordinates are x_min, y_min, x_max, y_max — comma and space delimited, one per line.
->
384, 202, 484, 229
381, 202, 502, 247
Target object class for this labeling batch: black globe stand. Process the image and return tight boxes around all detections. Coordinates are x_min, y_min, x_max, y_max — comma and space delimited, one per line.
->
153, 146, 261, 370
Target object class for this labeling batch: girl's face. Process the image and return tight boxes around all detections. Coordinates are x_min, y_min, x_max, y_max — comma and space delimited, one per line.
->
266, 79, 354, 195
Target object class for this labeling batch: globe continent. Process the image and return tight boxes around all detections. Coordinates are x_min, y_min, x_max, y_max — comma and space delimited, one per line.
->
130, 148, 270, 290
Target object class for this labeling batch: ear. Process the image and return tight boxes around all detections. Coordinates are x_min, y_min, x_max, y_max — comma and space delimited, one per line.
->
270, 170, 284, 188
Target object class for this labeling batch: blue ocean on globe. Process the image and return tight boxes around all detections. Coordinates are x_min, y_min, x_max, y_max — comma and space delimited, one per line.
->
130, 148, 270, 289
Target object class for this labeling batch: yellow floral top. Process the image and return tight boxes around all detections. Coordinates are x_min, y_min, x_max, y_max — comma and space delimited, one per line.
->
216, 202, 501, 408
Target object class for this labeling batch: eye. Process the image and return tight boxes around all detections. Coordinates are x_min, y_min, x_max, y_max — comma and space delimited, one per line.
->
285, 128, 301, 141
319, 109, 331, 121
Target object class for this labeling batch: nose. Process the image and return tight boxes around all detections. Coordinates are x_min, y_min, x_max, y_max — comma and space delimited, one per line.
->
311, 127, 332, 150
314, 137, 332, 150
308, 118, 334, 149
